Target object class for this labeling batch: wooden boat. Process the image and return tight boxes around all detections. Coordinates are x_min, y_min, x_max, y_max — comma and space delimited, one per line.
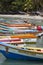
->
0, 23, 43, 36
0, 21, 43, 30
7, 23, 32, 27
0, 27, 42, 35
0, 23, 32, 27
0, 42, 43, 61
0, 22, 43, 30
10, 29, 43, 34
11, 34, 37, 38
0, 35, 37, 44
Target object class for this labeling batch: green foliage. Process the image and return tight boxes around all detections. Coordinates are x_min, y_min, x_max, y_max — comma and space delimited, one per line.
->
0, 0, 43, 14
23, 0, 33, 11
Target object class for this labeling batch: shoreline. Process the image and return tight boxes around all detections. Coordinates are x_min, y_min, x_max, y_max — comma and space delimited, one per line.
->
0, 14, 43, 20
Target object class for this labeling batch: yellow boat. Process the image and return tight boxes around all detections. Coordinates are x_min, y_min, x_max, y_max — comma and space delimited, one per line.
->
0, 33, 37, 38
11, 33, 37, 38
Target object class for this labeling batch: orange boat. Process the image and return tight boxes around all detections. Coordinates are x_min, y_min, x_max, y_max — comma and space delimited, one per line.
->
8, 23, 32, 27
0, 23, 32, 27
11, 34, 37, 38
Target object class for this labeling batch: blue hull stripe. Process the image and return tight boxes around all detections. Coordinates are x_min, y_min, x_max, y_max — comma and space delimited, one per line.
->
0, 50, 43, 61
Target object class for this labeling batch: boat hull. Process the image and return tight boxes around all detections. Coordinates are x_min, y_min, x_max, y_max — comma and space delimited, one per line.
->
0, 42, 43, 61
0, 50, 43, 61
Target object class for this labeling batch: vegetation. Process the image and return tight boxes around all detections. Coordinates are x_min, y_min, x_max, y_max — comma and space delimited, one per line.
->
0, 0, 43, 14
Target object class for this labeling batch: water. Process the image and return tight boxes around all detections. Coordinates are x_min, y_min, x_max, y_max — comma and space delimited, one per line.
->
0, 17, 43, 65
0, 54, 43, 65
0, 57, 43, 65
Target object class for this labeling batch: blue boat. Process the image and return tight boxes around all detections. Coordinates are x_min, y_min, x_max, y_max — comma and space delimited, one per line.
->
0, 42, 43, 61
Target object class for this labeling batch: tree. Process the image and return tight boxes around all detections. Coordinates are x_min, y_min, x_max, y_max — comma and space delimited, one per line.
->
0, 0, 43, 14
23, 0, 34, 12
